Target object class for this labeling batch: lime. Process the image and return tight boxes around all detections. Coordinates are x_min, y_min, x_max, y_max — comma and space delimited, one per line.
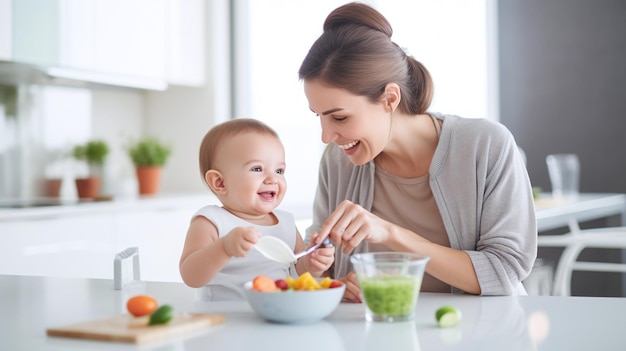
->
435, 305, 462, 328
148, 305, 174, 325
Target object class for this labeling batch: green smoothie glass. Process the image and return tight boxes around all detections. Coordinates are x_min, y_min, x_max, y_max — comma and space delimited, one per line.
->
351, 252, 430, 322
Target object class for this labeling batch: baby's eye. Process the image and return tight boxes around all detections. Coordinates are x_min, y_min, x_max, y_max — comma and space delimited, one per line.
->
251, 166, 262, 172
275, 168, 285, 175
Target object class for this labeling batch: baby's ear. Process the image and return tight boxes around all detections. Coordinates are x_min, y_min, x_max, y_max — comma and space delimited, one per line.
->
205, 170, 226, 194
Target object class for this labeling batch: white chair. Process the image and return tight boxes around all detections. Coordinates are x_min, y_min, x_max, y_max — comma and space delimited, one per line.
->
113, 247, 141, 290
537, 220, 626, 296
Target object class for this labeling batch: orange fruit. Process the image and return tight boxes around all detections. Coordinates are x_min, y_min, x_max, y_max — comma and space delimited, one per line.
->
252, 275, 278, 292
126, 295, 158, 317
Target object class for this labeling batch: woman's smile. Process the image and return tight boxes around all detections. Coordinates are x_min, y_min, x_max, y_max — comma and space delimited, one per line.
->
338, 140, 360, 150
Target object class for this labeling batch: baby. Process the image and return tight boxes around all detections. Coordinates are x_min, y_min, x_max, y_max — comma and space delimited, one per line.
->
179, 118, 334, 300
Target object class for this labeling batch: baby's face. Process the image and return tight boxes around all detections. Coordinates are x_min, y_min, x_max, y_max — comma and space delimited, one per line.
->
214, 132, 287, 218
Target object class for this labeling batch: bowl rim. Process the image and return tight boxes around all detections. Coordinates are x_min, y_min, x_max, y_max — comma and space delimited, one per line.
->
243, 279, 345, 294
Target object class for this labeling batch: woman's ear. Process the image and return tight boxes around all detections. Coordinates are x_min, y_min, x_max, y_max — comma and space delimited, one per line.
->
383, 83, 401, 112
205, 170, 227, 194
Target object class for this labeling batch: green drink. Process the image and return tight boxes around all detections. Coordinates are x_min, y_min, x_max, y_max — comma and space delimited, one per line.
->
361, 275, 420, 317
351, 252, 429, 322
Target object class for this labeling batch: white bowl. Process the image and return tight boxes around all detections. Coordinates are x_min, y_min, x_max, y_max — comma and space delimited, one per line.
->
243, 280, 345, 324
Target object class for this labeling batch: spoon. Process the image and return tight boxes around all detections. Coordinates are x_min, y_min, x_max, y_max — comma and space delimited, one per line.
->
254, 236, 333, 263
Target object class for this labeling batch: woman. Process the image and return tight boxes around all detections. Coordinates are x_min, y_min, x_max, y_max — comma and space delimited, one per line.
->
300, 2, 537, 300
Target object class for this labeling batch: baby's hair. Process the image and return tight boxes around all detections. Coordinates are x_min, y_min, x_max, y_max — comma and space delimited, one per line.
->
198, 118, 279, 181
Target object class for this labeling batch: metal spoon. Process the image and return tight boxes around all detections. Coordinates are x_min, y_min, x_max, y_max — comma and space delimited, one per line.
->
255, 236, 333, 263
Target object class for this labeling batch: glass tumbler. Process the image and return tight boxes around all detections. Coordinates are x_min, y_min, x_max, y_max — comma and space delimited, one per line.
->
350, 252, 430, 322
546, 153, 580, 200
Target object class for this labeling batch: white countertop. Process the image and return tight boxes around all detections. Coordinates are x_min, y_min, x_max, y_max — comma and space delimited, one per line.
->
0, 193, 219, 221
2, 275, 626, 351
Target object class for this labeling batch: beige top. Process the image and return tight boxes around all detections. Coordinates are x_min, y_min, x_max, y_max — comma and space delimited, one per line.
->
371, 114, 451, 293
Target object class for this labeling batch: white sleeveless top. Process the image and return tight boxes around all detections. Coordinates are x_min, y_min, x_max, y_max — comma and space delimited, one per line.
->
193, 206, 296, 301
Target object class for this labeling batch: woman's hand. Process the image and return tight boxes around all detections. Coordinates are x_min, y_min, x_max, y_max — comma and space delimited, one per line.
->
318, 200, 391, 254
339, 271, 362, 303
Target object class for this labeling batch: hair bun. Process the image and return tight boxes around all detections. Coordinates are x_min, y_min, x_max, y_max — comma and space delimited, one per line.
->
323, 2, 393, 38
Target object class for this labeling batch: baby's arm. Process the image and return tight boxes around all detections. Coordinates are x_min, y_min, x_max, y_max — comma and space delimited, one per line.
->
179, 216, 260, 288
294, 230, 335, 277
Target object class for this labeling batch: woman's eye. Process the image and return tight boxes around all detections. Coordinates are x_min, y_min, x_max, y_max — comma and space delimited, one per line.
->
333, 115, 347, 122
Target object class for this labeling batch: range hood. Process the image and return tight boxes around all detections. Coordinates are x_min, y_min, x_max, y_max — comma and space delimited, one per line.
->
0, 61, 168, 91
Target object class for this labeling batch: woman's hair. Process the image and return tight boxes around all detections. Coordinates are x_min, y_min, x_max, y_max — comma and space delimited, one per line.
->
299, 2, 433, 114
198, 118, 280, 181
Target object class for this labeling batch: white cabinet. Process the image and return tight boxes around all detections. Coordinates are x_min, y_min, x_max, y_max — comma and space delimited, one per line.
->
59, 0, 168, 80
164, 0, 205, 86
0, 0, 12, 60
8, 0, 204, 89
0, 195, 216, 282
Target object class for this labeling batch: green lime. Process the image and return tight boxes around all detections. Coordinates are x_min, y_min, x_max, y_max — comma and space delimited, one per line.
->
148, 305, 174, 325
435, 305, 462, 328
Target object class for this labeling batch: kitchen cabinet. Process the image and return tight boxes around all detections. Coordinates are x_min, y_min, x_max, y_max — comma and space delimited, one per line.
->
7, 0, 204, 89
13, 0, 166, 82
164, 0, 205, 86
0, 0, 12, 60
0, 194, 218, 282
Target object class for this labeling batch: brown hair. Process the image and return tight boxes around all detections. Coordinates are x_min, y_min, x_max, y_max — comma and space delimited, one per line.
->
298, 2, 433, 114
198, 118, 280, 182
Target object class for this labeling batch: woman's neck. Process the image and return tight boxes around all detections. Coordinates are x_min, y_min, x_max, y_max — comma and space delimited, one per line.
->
375, 113, 439, 178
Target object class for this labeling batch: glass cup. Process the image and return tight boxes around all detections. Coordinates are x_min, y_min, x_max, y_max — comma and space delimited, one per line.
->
350, 252, 430, 322
546, 154, 580, 200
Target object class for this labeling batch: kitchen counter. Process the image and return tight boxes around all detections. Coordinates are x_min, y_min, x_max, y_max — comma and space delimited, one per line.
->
0, 193, 219, 222
3, 274, 626, 350
0, 193, 312, 282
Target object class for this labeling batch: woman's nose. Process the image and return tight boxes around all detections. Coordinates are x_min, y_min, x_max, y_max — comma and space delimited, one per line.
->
320, 122, 336, 144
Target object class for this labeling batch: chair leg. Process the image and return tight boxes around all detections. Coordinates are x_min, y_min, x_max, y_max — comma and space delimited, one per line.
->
552, 242, 584, 296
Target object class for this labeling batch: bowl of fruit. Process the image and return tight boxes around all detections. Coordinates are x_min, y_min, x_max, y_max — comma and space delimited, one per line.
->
243, 272, 345, 324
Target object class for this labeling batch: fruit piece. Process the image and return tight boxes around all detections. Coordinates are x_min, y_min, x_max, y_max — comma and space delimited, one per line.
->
285, 276, 296, 289
275, 279, 289, 290
149, 305, 174, 325
126, 295, 158, 317
252, 275, 278, 292
435, 305, 462, 328
320, 277, 333, 288
329, 280, 343, 289
294, 272, 321, 290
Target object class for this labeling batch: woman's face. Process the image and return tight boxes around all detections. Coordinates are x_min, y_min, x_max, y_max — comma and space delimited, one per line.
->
304, 79, 391, 165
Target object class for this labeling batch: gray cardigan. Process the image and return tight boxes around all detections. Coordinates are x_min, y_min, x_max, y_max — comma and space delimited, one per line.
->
306, 113, 537, 295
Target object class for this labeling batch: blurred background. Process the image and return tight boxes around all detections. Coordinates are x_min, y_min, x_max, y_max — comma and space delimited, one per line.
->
1, 0, 625, 294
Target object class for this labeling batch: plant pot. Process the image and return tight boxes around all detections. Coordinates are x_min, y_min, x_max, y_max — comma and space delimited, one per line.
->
45, 178, 63, 197
75, 177, 101, 199
136, 167, 162, 195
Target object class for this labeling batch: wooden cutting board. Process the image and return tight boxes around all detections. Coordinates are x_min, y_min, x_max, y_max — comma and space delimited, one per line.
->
46, 312, 226, 344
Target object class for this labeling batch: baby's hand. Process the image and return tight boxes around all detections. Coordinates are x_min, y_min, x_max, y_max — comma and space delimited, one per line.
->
223, 227, 260, 257
306, 245, 335, 277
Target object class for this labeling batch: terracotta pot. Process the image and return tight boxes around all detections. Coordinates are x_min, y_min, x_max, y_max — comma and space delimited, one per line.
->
75, 177, 100, 199
45, 178, 63, 197
136, 167, 162, 195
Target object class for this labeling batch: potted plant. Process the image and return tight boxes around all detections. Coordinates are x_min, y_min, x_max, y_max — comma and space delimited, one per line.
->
127, 137, 172, 195
72, 140, 109, 199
